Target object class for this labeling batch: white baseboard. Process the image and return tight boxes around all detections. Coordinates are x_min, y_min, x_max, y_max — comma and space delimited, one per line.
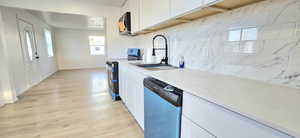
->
59, 66, 105, 71
0, 101, 4, 107
2, 96, 18, 104
17, 70, 57, 97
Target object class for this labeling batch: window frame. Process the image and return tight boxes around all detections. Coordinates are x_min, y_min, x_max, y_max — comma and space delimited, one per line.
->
24, 30, 34, 61
88, 36, 105, 56
44, 29, 54, 57
228, 27, 258, 42
227, 27, 258, 54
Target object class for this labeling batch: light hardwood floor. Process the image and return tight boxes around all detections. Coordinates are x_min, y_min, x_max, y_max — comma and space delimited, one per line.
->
0, 69, 144, 138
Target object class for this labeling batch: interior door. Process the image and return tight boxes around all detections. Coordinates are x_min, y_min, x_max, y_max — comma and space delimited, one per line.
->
17, 19, 40, 93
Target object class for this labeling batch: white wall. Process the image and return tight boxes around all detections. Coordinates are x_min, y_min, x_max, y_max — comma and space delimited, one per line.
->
0, 1, 129, 105
0, 0, 126, 60
0, 9, 4, 106
0, 6, 58, 102
0, 7, 18, 104
0, 9, 8, 106
55, 28, 106, 70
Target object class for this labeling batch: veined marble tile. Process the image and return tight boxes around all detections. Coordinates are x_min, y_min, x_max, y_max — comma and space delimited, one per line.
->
134, 0, 300, 89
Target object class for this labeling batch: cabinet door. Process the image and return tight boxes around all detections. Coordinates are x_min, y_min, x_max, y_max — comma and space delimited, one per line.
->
140, 0, 171, 30
140, 0, 153, 29
183, 92, 293, 138
151, 0, 170, 25
135, 73, 145, 129
123, 73, 129, 105
118, 64, 145, 129
181, 116, 216, 138
120, 65, 130, 106
171, 0, 204, 17
130, 0, 140, 33
118, 66, 125, 100
171, 0, 221, 17
126, 72, 136, 116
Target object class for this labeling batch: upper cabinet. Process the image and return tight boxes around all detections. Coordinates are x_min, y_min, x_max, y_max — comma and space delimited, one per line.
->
171, 0, 220, 17
130, 0, 140, 34
120, 0, 140, 34
122, 0, 265, 35
140, 0, 171, 30
139, 0, 153, 30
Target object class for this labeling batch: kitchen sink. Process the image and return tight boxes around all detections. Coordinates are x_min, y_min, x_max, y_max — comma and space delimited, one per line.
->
132, 63, 178, 71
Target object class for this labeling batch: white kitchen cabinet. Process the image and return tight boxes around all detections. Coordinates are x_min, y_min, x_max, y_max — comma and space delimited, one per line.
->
181, 115, 216, 138
118, 63, 145, 129
118, 64, 126, 102
182, 92, 293, 138
130, 0, 140, 34
140, 0, 171, 30
120, 0, 140, 34
127, 73, 136, 116
151, 0, 171, 25
125, 0, 223, 33
133, 72, 145, 129
171, 0, 221, 17
140, 0, 154, 30
171, 0, 204, 17
119, 64, 134, 112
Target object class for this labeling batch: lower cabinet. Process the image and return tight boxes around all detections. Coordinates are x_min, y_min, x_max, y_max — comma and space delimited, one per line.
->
181, 115, 216, 138
182, 92, 293, 138
119, 63, 145, 130
120, 63, 293, 137
135, 72, 145, 129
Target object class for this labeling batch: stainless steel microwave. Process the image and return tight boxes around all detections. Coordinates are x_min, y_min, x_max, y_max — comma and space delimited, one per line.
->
118, 12, 131, 35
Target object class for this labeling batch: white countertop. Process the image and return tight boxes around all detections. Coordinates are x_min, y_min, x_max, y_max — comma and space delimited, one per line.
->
119, 61, 300, 137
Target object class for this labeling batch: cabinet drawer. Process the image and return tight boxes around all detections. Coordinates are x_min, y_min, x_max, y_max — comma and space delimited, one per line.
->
183, 92, 293, 138
181, 115, 216, 138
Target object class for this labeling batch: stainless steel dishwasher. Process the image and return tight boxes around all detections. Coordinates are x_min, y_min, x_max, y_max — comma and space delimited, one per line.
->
144, 77, 183, 138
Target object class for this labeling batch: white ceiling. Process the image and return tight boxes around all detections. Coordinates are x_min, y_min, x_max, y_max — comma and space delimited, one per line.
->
28, 10, 105, 30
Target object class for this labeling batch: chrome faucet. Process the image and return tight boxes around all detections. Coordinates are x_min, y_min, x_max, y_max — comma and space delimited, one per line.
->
152, 34, 168, 65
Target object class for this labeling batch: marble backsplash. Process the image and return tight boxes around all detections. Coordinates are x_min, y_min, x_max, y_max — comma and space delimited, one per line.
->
133, 0, 300, 89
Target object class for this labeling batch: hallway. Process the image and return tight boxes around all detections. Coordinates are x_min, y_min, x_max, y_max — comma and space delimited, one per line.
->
0, 69, 143, 138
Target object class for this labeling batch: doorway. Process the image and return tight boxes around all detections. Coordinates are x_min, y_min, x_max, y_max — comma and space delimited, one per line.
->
17, 18, 40, 95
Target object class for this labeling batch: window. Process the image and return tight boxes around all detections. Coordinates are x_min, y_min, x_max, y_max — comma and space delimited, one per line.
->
228, 27, 258, 42
89, 36, 105, 55
25, 31, 33, 61
227, 27, 258, 54
241, 28, 257, 41
44, 29, 54, 57
228, 29, 242, 42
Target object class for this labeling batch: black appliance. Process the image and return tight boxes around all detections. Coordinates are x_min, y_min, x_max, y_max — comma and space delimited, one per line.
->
106, 61, 120, 101
118, 12, 131, 35
106, 48, 141, 101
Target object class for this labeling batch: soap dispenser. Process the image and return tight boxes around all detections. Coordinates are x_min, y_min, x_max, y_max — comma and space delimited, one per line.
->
179, 56, 185, 68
